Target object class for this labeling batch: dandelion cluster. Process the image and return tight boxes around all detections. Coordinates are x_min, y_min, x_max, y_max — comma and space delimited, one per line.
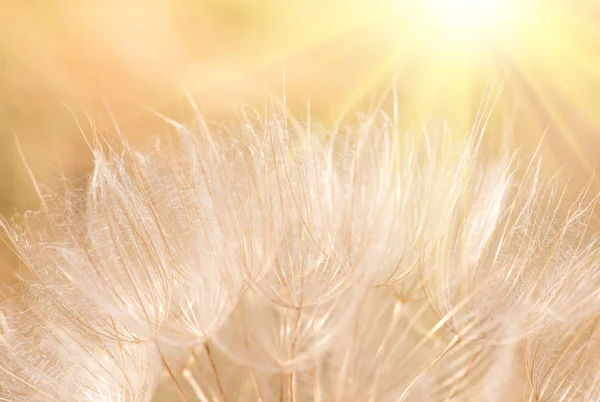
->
1, 108, 600, 401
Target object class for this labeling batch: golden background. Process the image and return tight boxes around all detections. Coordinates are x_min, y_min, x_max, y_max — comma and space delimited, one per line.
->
2, 0, 600, 284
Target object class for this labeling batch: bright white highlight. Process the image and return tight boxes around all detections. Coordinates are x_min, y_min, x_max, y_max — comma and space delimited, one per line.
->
436, 0, 516, 37
425, 0, 524, 48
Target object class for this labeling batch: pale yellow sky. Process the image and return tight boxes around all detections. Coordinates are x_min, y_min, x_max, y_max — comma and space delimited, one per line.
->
2, 0, 600, 282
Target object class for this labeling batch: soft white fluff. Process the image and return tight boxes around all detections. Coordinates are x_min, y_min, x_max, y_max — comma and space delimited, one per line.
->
2, 110, 600, 401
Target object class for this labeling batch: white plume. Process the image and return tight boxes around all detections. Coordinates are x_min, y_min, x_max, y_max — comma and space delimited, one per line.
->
1, 109, 599, 401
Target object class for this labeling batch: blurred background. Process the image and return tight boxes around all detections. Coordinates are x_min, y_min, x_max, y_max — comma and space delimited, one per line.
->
2, 0, 600, 283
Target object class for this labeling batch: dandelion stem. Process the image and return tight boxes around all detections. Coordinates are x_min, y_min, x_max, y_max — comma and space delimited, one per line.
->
182, 369, 210, 402
159, 350, 189, 402
279, 373, 285, 402
193, 343, 228, 402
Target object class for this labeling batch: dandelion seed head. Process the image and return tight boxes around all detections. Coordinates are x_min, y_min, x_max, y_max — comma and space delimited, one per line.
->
2, 107, 600, 401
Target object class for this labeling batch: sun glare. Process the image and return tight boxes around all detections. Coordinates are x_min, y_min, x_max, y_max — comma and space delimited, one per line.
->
428, 0, 523, 48
439, 0, 505, 32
